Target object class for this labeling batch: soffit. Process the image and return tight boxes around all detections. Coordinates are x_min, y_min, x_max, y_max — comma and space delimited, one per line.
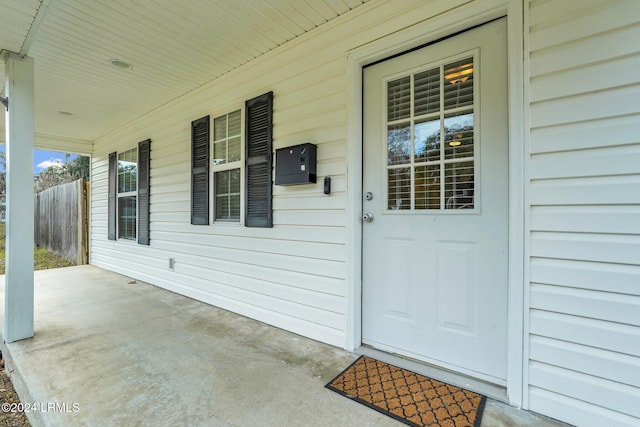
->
0, 0, 368, 147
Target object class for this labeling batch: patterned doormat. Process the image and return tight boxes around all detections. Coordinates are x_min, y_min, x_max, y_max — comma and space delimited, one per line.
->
326, 356, 486, 427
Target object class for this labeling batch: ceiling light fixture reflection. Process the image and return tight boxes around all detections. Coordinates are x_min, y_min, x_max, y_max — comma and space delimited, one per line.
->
444, 64, 473, 84
448, 141, 462, 147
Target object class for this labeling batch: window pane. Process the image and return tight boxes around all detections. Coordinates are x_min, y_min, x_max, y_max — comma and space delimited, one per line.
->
387, 76, 411, 121
444, 112, 474, 160
118, 148, 137, 193
228, 110, 241, 136
414, 68, 440, 116
387, 123, 411, 165
214, 115, 227, 141
118, 196, 137, 240
387, 168, 411, 210
216, 169, 229, 193
228, 136, 241, 163
414, 119, 440, 162
445, 161, 474, 210
215, 169, 241, 221
443, 58, 474, 110
214, 141, 227, 165
229, 194, 240, 219
229, 168, 240, 193
213, 110, 242, 166
415, 165, 440, 209
215, 195, 229, 220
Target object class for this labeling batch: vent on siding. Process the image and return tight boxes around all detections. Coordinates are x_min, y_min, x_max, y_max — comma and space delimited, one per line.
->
191, 116, 210, 225
245, 92, 273, 228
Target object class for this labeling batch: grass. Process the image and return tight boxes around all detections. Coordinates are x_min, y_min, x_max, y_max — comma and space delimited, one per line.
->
33, 248, 75, 271
0, 223, 74, 274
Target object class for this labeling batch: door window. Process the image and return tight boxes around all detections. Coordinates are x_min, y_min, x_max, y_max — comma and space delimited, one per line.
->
385, 56, 476, 211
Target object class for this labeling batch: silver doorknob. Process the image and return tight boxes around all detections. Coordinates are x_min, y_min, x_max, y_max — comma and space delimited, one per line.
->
362, 212, 374, 223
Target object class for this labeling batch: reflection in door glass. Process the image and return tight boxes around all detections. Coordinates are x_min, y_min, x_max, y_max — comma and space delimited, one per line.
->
387, 168, 411, 210
444, 112, 474, 160
445, 161, 474, 209
443, 59, 474, 109
414, 119, 440, 162
415, 165, 440, 209
387, 124, 411, 165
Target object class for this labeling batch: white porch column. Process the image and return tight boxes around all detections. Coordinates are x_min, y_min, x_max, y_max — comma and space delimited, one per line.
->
4, 53, 35, 343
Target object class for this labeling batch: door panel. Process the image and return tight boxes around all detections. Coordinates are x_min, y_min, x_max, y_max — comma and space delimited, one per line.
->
362, 19, 508, 382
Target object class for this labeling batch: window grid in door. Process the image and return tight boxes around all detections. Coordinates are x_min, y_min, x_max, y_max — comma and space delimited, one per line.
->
385, 54, 476, 211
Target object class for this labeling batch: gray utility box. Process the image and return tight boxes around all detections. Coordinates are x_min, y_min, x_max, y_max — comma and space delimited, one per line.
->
275, 143, 317, 185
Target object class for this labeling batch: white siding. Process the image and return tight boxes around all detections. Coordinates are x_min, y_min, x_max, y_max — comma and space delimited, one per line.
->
527, 1, 640, 426
90, 0, 470, 348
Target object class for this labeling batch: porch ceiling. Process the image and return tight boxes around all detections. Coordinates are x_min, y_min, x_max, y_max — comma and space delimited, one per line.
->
0, 0, 369, 148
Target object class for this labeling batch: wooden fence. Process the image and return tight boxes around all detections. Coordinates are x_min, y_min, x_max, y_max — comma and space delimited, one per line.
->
0, 193, 5, 223
34, 179, 89, 265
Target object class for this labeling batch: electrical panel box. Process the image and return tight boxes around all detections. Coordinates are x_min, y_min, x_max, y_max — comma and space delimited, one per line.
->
275, 143, 317, 186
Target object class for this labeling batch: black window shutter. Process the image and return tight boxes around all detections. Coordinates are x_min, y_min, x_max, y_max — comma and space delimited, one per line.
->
191, 116, 210, 225
137, 139, 151, 245
108, 151, 117, 240
245, 92, 273, 228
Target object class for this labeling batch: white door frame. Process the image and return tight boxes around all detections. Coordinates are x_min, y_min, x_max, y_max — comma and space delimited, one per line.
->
345, 0, 527, 407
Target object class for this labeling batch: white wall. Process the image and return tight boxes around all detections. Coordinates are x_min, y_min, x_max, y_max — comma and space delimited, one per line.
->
526, 1, 640, 426
90, 0, 471, 348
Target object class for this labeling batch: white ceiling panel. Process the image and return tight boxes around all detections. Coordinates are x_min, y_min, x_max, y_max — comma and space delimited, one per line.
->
0, 0, 369, 148
0, 0, 40, 51
0, 0, 41, 99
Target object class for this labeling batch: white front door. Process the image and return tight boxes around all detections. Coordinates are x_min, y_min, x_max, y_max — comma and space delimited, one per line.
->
362, 19, 509, 382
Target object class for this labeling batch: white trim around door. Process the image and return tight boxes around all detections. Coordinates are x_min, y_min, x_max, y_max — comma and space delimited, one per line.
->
345, 0, 526, 408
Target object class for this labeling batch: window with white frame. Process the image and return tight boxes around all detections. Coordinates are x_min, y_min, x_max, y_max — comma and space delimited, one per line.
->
117, 148, 137, 239
212, 109, 242, 221
190, 92, 272, 228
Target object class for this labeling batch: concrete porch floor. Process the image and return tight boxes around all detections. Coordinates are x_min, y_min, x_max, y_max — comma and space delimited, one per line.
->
0, 266, 570, 427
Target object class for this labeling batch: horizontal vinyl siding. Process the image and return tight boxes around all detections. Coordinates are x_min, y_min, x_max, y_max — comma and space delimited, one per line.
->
90, 0, 469, 348
527, 1, 640, 426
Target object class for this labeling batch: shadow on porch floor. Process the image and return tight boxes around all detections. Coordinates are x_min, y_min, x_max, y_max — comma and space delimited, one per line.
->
0, 266, 568, 427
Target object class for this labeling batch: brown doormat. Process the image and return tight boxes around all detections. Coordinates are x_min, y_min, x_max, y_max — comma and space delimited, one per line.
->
326, 356, 486, 427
